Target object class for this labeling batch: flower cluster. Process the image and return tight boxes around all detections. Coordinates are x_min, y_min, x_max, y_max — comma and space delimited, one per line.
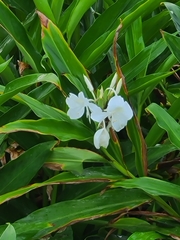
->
66, 74, 133, 149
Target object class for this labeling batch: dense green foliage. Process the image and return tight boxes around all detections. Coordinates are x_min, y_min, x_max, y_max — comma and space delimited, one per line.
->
0, 0, 180, 239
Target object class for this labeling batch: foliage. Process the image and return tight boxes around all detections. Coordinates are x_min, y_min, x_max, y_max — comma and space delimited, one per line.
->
0, 0, 180, 239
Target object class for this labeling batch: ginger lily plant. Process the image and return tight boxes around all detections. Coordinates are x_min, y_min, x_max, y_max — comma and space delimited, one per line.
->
66, 74, 133, 149
1, 1, 180, 240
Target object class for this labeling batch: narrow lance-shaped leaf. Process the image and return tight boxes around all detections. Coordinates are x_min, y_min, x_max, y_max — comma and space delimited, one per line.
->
112, 177, 180, 200
0, 57, 12, 74
34, 0, 55, 23
146, 103, 180, 148
161, 31, 180, 63
51, 0, 64, 24
0, 166, 121, 205
12, 189, 150, 238
0, 141, 57, 195
38, 12, 90, 96
0, 119, 93, 141
16, 93, 69, 121
66, 0, 97, 42
128, 72, 175, 96
45, 147, 107, 173
0, 73, 60, 106
0, 1, 43, 72
164, 2, 180, 33
0, 55, 15, 84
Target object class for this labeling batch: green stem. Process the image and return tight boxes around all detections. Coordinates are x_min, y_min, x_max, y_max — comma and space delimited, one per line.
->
102, 148, 135, 178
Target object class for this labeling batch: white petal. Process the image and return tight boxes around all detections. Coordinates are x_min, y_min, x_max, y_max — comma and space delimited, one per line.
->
67, 106, 84, 119
110, 112, 128, 131
94, 128, 110, 149
106, 95, 133, 132
106, 95, 124, 112
90, 104, 108, 122
123, 101, 133, 120
66, 92, 91, 119
66, 93, 79, 108
88, 102, 100, 112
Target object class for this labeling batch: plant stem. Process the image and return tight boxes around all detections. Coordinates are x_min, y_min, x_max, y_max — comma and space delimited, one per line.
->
102, 148, 135, 178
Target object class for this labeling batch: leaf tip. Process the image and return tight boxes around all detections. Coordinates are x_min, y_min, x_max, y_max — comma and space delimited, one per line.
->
36, 11, 49, 28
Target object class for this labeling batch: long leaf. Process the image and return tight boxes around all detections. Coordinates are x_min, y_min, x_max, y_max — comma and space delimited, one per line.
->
0, 166, 121, 205
66, 0, 97, 42
46, 147, 107, 173
0, 1, 43, 72
0, 119, 93, 141
0, 141, 56, 195
112, 177, 180, 199
0, 73, 60, 106
12, 189, 150, 238
146, 103, 180, 148
39, 14, 89, 95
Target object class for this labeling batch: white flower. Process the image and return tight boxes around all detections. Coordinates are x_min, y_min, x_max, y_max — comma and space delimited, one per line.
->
66, 92, 98, 120
106, 95, 133, 132
94, 127, 110, 149
66, 92, 90, 119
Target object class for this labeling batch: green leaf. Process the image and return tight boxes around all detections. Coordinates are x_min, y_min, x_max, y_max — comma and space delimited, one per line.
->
0, 56, 15, 84
142, 10, 171, 44
146, 97, 180, 147
2, 0, 35, 14
66, 0, 97, 42
112, 177, 180, 199
46, 147, 107, 173
162, 31, 180, 63
0, 119, 93, 141
111, 218, 153, 233
0, 166, 121, 205
0, 141, 56, 195
146, 103, 180, 148
34, 0, 55, 23
123, 39, 166, 83
41, 19, 89, 94
128, 231, 162, 240
58, 0, 78, 33
75, 0, 164, 69
127, 117, 147, 177
0, 224, 16, 240
125, 17, 145, 60
0, 57, 12, 74
12, 189, 150, 238
0, 73, 60, 106
0, 83, 55, 126
50, 0, 64, 24
16, 93, 69, 121
147, 143, 178, 167
74, 0, 130, 56
0, 1, 43, 72
164, 2, 180, 33
128, 72, 174, 95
